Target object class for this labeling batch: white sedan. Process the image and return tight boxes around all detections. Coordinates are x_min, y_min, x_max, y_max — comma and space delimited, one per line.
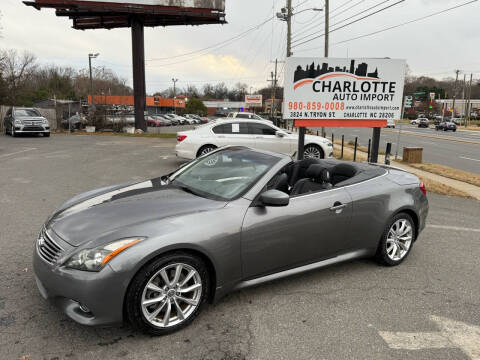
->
175, 119, 334, 160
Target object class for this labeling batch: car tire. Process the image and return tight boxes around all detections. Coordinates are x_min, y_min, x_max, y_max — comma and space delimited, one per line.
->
375, 213, 416, 267
197, 145, 217, 158
126, 252, 210, 336
304, 144, 324, 159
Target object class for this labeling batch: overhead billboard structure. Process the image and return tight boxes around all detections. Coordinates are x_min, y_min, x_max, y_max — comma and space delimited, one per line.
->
24, 0, 226, 131
284, 57, 406, 128
24, 0, 226, 29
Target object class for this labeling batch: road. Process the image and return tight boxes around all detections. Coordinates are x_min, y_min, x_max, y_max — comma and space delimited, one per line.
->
1, 134, 479, 360
309, 125, 480, 174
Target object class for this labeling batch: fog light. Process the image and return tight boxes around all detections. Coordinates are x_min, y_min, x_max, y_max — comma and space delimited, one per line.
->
79, 303, 91, 313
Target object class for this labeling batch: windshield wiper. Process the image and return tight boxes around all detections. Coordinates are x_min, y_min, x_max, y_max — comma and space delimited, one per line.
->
174, 184, 202, 197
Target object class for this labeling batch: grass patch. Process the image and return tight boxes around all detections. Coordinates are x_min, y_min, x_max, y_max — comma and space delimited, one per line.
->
417, 176, 472, 198
408, 163, 480, 187
65, 131, 177, 139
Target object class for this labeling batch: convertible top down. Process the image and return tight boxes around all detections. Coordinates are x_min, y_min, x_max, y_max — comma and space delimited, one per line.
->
34, 146, 428, 335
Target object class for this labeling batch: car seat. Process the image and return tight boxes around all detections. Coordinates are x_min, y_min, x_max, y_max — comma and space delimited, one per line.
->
271, 173, 289, 194
330, 163, 358, 186
291, 165, 333, 196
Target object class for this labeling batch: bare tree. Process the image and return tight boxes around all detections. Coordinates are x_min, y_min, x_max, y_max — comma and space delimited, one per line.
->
1, 49, 37, 105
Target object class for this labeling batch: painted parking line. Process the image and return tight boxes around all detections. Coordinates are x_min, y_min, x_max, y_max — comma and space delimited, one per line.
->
427, 225, 480, 233
0, 148, 37, 159
460, 156, 480, 162
379, 316, 480, 359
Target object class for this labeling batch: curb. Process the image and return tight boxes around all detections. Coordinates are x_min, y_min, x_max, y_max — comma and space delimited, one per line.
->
383, 128, 480, 145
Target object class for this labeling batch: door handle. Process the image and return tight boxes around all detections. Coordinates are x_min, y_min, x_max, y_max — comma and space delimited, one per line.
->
329, 202, 347, 212
218, 135, 225, 138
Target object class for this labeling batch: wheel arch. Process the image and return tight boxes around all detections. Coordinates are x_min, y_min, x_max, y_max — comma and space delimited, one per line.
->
196, 144, 218, 158
122, 246, 218, 320
304, 142, 325, 158
391, 207, 420, 241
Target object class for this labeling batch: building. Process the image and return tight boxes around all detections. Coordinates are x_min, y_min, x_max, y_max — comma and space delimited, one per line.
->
437, 99, 480, 116
203, 100, 246, 116
87, 95, 185, 113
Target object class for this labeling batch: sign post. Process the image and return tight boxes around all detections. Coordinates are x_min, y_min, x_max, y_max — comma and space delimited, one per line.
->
283, 57, 406, 162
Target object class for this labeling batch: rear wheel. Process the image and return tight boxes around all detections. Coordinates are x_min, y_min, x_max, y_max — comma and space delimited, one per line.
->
197, 145, 217, 158
375, 213, 415, 266
126, 253, 210, 336
304, 144, 324, 159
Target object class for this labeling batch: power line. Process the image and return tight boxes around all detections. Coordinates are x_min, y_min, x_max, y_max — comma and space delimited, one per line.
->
292, 0, 405, 47
294, 0, 478, 53
291, 0, 364, 40
146, 16, 273, 62
332, 0, 478, 46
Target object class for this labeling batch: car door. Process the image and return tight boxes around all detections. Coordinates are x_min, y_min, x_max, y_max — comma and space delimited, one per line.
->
241, 187, 353, 280
248, 122, 292, 155
212, 122, 256, 149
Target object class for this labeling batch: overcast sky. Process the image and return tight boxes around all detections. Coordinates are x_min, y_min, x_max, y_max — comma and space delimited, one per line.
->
1, 0, 479, 94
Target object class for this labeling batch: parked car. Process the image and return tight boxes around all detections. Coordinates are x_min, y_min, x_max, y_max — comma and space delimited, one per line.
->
410, 119, 419, 125
146, 116, 163, 127
3, 107, 50, 137
435, 121, 457, 132
176, 119, 334, 160
185, 114, 202, 124
33, 146, 429, 335
417, 118, 430, 128
163, 114, 180, 126
451, 117, 464, 126
153, 115, 172, 127
62, 114, 87, 130
227, 112, 273, 123
386, 119, 396, 128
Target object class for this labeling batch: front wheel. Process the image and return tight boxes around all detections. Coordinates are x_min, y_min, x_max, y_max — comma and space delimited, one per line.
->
304, 144, 324, 159
375, 213, 415, 266
126, 253, 210, 336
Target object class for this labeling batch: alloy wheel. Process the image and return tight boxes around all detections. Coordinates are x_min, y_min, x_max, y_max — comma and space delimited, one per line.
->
386, 219, 413, 261
200, 146, 215, 156
304, 146, 321, 159
141, 263, 202, 328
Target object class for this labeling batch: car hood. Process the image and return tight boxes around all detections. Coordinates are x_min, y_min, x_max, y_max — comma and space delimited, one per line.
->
47, 179, 226, 247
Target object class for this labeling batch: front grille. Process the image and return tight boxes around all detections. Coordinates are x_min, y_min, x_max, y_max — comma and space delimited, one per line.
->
23, 126, 44, 131
37, 228, 64, 264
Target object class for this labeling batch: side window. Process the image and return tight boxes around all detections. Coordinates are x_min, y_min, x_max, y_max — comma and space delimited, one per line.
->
235, 113, 249, 119
249, 123, 276, 136
213, 123, 248, 134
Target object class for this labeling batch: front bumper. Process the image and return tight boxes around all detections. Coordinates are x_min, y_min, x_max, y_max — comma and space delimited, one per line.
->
15, 125, 50, 133
33, 244, 127, 326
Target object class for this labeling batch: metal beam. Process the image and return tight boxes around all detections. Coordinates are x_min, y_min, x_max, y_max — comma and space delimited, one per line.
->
131, 17, 146, 132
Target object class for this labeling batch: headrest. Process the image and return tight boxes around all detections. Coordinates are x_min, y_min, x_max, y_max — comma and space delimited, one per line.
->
306, 164, 330, 182
331, 163, 357, 177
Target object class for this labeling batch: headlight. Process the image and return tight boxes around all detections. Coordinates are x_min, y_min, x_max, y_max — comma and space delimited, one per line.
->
14, 119, 23, 125
65, 237, 145, 272
42, 119, 49, 125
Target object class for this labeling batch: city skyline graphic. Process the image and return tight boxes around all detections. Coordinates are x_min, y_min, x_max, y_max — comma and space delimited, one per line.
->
294, 59, 380, 83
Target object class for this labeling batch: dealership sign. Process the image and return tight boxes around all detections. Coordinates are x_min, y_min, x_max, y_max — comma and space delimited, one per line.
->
284, 57, 406, 127
245, 95, 263, 107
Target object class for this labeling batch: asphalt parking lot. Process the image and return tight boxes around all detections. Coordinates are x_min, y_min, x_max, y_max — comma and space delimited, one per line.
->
1, 134, 479, 360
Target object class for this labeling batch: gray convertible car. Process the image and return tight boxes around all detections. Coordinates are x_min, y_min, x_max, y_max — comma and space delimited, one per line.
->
34, 147, 428, 335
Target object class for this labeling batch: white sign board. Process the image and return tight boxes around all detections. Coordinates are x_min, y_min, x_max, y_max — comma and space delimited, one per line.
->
245, 95, 263, 107
283, 57, 406, 127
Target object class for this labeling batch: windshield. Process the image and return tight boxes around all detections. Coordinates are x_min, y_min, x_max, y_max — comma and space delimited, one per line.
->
171, 148, 280, 201
15, 109, 42, 117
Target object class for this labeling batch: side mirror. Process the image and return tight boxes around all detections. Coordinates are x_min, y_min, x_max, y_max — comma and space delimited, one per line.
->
275, 131, 286, 138
259, 190, 290, 207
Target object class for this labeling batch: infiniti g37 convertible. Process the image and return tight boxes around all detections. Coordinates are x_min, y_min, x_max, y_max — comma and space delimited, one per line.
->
34, 147, 428, 335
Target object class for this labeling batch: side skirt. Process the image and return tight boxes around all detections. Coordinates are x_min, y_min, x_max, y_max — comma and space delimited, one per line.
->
232, 249, 371, 291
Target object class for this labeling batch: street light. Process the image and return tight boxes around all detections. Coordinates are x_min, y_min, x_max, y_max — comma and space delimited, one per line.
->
88, 53, 100, 106
172, 78, 178, 114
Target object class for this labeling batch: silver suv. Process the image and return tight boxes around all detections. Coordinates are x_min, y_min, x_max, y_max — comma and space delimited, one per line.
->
3, 107, 50, 137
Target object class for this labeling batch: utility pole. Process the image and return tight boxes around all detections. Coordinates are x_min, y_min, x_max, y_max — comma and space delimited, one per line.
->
172, 78, 178, 114
88, 53, 99, 107
286, 0, 292, 57
466, 73, 473, 127
269, 59, 280, 124
452, 70, 460, 117
322, 0, 329, 138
